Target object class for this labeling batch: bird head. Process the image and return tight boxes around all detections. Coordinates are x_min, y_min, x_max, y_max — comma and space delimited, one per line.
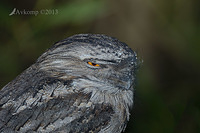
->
37, 34, 138, 93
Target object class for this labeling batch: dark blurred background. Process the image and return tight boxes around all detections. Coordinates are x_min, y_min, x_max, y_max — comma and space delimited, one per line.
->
0, 0, 200, 132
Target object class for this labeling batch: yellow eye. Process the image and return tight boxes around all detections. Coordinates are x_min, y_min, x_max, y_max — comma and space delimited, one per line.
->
87, 62, 100, 67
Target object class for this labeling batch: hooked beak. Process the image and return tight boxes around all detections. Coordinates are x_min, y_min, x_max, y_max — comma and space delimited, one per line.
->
109, 57, 136, 90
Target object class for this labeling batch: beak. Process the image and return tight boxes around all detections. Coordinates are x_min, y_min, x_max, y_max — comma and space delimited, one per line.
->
109, 57, 136, 90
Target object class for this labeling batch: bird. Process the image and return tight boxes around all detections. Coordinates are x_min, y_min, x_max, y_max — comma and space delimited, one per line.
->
0, 34, 138, 133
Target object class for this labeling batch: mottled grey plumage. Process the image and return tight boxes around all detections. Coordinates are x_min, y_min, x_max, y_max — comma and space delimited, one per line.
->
0, 34, 138, 133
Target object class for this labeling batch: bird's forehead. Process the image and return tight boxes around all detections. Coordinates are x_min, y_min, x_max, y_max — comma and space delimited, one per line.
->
77, 43, 135, 61
49, 34, 137, 61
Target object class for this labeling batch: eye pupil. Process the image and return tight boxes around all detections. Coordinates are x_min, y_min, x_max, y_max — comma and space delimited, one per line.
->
92, 63, 97, 66
87, 62, 100, 67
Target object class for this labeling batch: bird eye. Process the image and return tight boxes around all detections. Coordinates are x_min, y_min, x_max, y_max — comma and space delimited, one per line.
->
87, 62, 100, 67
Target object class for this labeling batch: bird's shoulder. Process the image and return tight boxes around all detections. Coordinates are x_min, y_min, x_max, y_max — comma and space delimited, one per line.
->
0, 67, 115, 132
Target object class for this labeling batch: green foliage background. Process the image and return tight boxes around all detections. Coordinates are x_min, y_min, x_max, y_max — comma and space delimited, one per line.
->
0, 0, 200, 132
